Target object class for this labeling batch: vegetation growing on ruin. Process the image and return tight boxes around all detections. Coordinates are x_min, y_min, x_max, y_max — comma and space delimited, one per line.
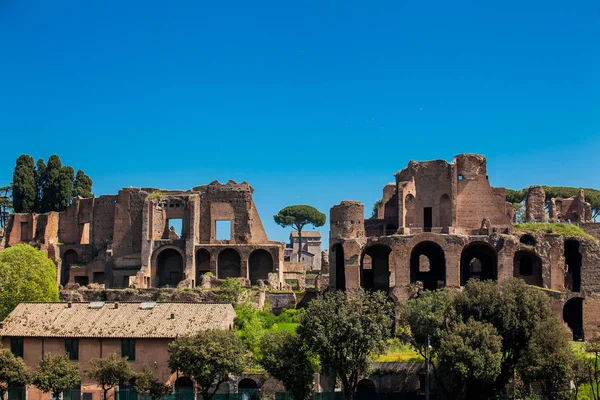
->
514, 223, 597, 241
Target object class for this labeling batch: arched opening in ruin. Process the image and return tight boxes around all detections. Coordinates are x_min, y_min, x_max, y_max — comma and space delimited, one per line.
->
357, 379, 377, 396
360, 245, 392, 292
61, 250, 79, 286
564, 240, 582, 292
405, 194, 416, 228
195, 249, 211, 286
563, 297, 584, 341
520, 234, 536, 246
385, 224, 398, 235
175, 377, 194, 400
332, 244, 345, 290
439, 194, 452, 227
410, 241, 446, 290
248, 249, 273, 285
218, 249, 242, 279
156, 248, 184, 288
238, 379, 258, 391
513, 250, 543, 287
460, 242, 498, 285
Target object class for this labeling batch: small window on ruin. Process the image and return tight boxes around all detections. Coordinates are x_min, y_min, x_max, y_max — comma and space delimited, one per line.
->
216, 220, 232, 241
419, 254, 431, 272
520, 235, 536, 246
458, 175, 463, 180
168, 218, 183, 239
20, 222, 28, 242
469, 258, 482, 274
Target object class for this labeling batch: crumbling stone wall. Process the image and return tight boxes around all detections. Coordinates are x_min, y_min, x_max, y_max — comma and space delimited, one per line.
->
525, 186, 546, 222
549, 189, 593, 223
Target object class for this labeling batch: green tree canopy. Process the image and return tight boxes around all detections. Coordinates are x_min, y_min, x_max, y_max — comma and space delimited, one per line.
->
134, 365, 171, 400
32, 353, 80, 400
298, 290, 394, 400
274, 205, 326, 262
168, 329, 249, 400
260, 331, 315, 400
57, 166, 75, 210
12, 155, 36, 213
87, 353, 134, 400
73, 170, 93, 198
0, 244, 59, 319
400, 278, 573, 399
0, 349, 30, 400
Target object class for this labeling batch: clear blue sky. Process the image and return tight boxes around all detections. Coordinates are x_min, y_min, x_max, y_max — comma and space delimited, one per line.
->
1, 0, 599, 248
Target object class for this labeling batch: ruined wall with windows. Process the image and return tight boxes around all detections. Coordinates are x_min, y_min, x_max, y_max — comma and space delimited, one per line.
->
1, 180, 285, 290
330, 153, 600, 341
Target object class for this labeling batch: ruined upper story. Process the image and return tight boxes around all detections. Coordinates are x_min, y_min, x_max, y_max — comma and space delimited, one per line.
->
359, 154, 512, 238
3, 180, 275, 262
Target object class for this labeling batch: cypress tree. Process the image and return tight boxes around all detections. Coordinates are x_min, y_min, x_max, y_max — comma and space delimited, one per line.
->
57, 166, 75, 210
73, 170, 93, 198
12, 155, 36, 213
34, 158, 47, 212
41, 155, 63, 212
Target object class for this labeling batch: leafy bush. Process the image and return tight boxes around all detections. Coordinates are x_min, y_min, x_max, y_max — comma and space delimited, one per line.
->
513, 223, 596, 241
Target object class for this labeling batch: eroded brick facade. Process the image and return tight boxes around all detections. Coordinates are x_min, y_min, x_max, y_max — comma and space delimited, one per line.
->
2, 180, 285, 289
330, 153, 600, 341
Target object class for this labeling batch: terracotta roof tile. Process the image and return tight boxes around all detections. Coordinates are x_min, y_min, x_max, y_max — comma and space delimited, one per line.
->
0, 302, 236, 339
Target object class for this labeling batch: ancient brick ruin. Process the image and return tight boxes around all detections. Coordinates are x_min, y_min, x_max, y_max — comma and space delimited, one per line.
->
2, 180, 285, 289
330, 153, 600, 341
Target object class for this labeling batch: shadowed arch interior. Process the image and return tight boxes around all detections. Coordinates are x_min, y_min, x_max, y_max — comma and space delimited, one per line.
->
563, 297, 584, 341
218, 249, 241, 279
357, 379, 377, 395
61, 250, 78, 286
248, 249, 273, 285
238, 379, 258, 390
360, 245, 391, 292
513, 250, 543, 287
410, 241, 446, 290
156, 248, 184, 288
460, 242, 498, 285
332, 244, 345, 290
564, 240, 582, 292
195, 249, 211, 285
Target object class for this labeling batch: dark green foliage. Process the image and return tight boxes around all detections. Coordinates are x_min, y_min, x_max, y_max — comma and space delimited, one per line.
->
58, 166, 75, 210
12, 155, 36, 213
32, 353, 80, 400
74, 170, 93, 198
87, 353, 134, 400
41, 155, 63, 212
168, 330, 249, 400
0, 244, 59, 320
400, 279, 573, 399
34, 159, 47, 212
506, 189, 526, 204
0, 349, 30, 400
437, 319, 502, 399
298, 290, 394, 400
260, 331, 315, 400
215, 277, 244, 303
134, 365, 171, 400
371, 199, 382, 218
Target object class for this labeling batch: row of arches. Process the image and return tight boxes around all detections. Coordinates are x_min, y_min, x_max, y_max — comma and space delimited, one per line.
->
155, 248, 274, 288
333, 239, 583, 293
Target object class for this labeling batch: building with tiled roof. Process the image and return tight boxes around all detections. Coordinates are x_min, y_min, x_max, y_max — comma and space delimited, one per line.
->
0, 302, 236, 400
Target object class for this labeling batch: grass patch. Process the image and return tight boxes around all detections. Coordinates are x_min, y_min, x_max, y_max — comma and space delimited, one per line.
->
514, 223, 596, 241
268, 322, 299, 334
374, 339, 424, 362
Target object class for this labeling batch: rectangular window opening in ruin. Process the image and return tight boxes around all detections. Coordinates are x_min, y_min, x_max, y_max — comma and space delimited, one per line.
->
20, 222, 28, 241
424, 207, 433, 232
80, 222, 90, 244
168, 218, 183, 239
216, 220, 232, 241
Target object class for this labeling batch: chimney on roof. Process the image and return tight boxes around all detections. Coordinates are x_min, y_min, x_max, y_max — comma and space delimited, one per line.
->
114, 302, 119, 309
170, 313, 175, 320
67, 302, 72, 308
